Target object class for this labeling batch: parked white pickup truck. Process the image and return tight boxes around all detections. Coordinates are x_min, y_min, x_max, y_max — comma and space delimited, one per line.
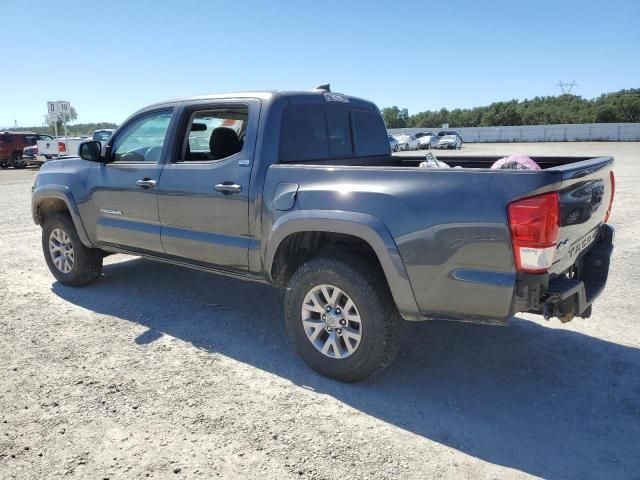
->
35, 137, 86, 163
35, 129, 115, 163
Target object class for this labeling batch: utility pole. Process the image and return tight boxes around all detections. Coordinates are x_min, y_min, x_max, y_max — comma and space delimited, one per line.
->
557, 81, 578, 95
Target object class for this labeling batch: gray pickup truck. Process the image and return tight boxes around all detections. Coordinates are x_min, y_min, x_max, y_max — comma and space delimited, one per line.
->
31, 87, 615, 382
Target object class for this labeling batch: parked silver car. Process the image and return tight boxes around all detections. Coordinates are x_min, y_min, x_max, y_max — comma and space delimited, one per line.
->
437, 134, 463, 150
415, 131, 438, 150
388, 135, 399, 152
394, 134, 420, 151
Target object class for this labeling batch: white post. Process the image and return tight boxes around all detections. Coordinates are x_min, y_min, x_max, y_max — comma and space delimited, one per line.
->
63, 112, 68, 153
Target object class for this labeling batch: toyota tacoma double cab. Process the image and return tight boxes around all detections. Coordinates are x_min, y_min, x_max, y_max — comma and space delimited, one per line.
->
31, 86, 615, 382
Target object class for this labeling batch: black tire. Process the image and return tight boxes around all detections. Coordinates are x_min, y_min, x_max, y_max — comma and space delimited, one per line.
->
284, 256, 402, 382
10, 152, 26, 169
42, 212, 103, 286
0, 163, 8, 169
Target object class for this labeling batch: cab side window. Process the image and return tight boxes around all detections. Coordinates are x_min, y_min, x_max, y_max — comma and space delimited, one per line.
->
111, 110, 173, 163
179, 107, 248, 162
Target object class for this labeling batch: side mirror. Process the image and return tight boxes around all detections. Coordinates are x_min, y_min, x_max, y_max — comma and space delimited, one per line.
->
79, 140, 105, 162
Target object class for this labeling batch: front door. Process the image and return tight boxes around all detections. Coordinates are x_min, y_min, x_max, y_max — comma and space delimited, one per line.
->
157, 101, 258, 271
81, 109, 174, 253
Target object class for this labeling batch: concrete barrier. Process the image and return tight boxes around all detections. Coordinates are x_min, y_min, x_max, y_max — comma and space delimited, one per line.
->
389, 123, 640, 142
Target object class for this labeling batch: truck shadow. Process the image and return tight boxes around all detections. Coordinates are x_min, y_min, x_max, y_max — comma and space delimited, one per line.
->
52, 257, 640, 480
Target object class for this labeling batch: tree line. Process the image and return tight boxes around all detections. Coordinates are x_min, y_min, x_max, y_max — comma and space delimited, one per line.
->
381, 89, 640, 129
6, 107, 118, 137
8, 121, 118, 137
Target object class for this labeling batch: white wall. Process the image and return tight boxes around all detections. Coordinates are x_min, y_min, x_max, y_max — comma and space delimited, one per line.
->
389, 123, 640, 142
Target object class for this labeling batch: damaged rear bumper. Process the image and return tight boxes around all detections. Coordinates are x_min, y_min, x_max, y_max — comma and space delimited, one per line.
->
513, 224, 614, 322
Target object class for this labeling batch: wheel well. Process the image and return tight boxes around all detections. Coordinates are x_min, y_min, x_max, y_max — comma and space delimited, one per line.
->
270, 231, 384, 287
37, 198, 70, 225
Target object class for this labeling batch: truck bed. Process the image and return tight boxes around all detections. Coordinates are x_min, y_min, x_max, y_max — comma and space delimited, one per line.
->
266, 154, 614, 322
285, 154, 597, 169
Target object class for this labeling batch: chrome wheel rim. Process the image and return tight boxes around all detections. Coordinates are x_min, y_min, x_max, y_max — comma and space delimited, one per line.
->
49, 228, 75, 273
301, 284, 362, 359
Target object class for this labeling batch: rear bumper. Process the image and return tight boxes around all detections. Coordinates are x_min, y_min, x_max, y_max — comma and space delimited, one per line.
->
513, 224, 614, 321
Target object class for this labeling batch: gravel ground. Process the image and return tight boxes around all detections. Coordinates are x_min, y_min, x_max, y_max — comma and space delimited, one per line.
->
1, 142, 639, 480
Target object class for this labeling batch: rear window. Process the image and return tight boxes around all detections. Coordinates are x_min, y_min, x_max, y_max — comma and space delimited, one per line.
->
93, 131, 113, 142
327, 110, 353, 156
352, 111, 390, 156
280, 107, 389, 162
280, 109, 329, 162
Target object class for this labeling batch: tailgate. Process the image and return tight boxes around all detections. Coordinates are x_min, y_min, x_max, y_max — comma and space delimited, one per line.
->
549, 156, 614, 275
37, 139, 58, 155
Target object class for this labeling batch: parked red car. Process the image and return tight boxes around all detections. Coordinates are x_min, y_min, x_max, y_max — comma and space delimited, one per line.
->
0, 131, 54, 169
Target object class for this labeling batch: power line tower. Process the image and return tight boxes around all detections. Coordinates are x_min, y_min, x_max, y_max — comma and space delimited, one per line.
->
557, 81, 577, 94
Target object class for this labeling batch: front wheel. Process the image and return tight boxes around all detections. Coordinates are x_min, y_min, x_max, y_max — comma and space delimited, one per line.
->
42, 212, 103, 286
284, 256, 402, 382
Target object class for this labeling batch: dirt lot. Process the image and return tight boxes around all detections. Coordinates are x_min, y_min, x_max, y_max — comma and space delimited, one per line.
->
1, 142, 639, 479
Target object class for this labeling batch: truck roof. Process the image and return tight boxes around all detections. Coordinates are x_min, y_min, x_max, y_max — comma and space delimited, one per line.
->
145, 89, 376, 110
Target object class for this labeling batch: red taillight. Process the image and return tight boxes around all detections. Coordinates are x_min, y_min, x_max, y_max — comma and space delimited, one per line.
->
604, 171, 615, 223
508, 192, 560, 273
58, 141, 66, 153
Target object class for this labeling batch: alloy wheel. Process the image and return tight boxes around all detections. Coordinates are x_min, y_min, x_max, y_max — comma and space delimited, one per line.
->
49, 228, 75, 273
301, 284, 363, 359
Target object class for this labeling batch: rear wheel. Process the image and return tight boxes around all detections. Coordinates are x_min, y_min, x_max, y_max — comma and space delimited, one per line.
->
284, 256, 402, 382
10, 152, 26, 169
42, 212, 103, 286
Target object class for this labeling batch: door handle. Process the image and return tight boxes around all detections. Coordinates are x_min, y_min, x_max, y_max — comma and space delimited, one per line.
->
136, 178, 157, 189
215, 182, 242, 194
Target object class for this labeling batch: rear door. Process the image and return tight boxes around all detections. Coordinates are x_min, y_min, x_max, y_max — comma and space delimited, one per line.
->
81, 109, 175, 253
157, 100, 259, 271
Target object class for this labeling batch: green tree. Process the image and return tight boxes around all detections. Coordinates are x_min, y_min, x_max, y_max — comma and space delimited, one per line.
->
381, 106, 409, 128
382, 88, 640, 128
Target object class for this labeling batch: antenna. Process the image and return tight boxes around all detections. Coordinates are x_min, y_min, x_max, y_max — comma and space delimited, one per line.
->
557, 81, 577, 94
314, 83, 331, 92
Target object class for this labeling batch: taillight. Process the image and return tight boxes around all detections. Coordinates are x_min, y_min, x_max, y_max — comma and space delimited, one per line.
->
58, 141, 66, 153
508, 192, 560, 273
604, 171, 615, 223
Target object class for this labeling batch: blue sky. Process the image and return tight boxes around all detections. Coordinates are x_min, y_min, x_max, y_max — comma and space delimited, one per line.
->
1, 0, 638, 127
